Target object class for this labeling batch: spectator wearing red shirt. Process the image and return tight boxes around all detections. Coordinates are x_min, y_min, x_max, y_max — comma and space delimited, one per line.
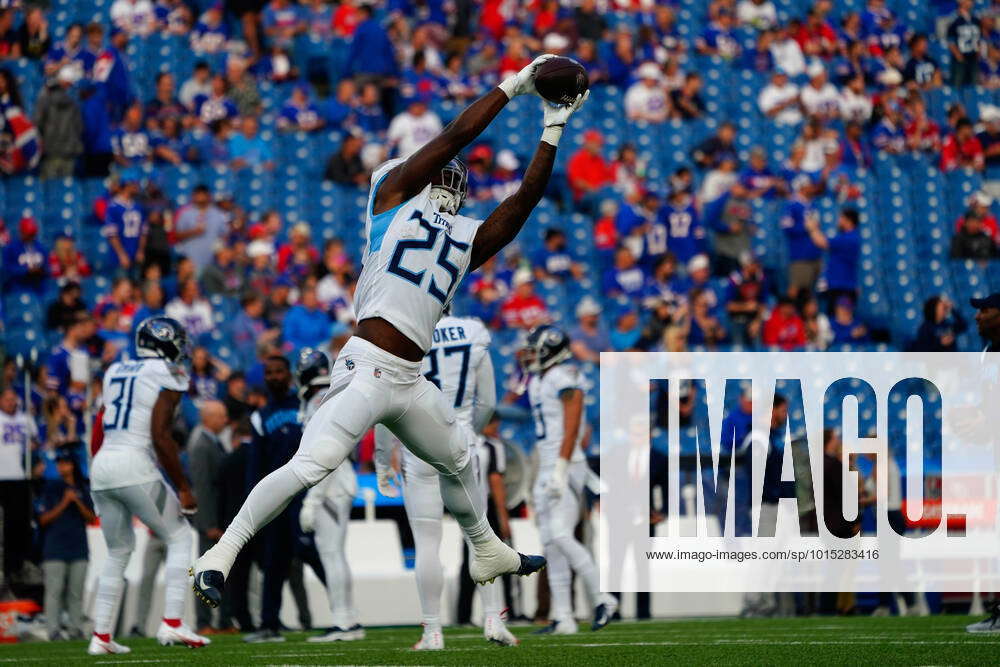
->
762, 297, 807, 350
276, 222, 319, 275
941, 118, 984, 171
904, 95, 941, 153
955, 192, 1000, 242
48, 235, 92, 283
332, 0, 360, 36
794, 9, 837, 58
567, 129, 613, 204
500, 269, 549, 329
594, 200, 619, 253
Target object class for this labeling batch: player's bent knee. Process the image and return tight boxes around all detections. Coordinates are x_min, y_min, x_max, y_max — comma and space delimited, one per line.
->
289, 449, 339, 488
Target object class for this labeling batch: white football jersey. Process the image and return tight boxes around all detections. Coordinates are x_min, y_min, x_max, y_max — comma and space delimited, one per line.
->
527, 363, 587, 473
91, 358, 189, 491
421, 315, 491, 428
355, 159, 484, 353
0, 410, 37, 481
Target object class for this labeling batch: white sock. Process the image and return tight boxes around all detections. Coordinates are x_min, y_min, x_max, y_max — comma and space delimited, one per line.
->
556, 535, 601, 606
545, 544, 573, 622
411, 517, 444, 627
438, 462, 510, 562
163, 528, 192, 621
480, 577, 504, 618
205, 463, 307, 578
93, 575, 125, 636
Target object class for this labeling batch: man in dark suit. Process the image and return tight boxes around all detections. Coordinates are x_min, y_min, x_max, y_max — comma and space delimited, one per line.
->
188, 400, 230, 634
216, 418, 255, 633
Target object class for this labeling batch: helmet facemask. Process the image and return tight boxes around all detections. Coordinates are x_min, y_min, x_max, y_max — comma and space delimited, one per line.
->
429, 158, 468, 215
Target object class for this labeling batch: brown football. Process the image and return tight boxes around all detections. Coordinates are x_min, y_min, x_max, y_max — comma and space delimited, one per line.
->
534, 56, 589, 105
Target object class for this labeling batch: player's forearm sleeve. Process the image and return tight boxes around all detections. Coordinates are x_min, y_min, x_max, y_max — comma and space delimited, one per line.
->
472, 355, 497, 434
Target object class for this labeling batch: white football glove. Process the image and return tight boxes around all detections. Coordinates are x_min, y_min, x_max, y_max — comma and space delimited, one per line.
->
541, 90, 590, 146
497, 53, 557, 99
377, 464, 401, 498
299, 502, 316, 533
544, 458, 569, 500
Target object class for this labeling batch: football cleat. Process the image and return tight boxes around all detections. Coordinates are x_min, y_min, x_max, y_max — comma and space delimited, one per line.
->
307, 625, 366, 642
484, 615, 518, 646
531, 618, 578, 635
156, 622, 210, 648
243, 628, 285, 643
412, 626, 444, 650
591, 595, 618, 631
87, 634, 131, 655
190, 567, 225, 609
967, 601, 1000, 633
470, 546, 546, 585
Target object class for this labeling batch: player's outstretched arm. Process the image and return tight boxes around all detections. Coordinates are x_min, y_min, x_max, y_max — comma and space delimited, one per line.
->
470, 91, 589, 271
152, 389, 197, 514
374, 55, 556, 215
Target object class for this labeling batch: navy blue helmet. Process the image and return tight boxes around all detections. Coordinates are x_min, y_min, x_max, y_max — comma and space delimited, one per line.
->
296, 347, 331, 391
521, 325, 572, 373
135, 317, 191, 364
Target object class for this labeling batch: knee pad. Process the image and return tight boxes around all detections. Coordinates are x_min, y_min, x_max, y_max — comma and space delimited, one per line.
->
289, 450, 336, 488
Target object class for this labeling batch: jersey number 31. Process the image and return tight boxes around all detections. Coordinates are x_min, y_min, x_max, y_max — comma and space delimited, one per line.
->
103, 376, 136, 430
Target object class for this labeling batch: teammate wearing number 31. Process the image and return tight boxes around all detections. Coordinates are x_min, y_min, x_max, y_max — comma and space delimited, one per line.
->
88, 317, 209, 655
192, 55, 589, 606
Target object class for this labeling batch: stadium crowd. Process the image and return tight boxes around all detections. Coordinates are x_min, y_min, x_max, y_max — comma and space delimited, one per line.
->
2, 0, 1000, 640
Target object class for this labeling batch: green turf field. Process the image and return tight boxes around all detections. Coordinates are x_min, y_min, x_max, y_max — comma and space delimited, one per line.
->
2, 616, 998, 665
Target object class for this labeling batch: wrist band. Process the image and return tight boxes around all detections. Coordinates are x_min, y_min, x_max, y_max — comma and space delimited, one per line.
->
497, 77, 518, 100
541, 125, 564, 146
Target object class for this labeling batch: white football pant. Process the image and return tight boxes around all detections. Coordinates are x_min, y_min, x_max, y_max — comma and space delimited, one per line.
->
92, 481, 192, 635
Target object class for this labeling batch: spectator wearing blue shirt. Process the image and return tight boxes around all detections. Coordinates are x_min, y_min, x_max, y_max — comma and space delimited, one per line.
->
46, 313, 93, 398
870, 103, 907, 154
805, 208, 862, 310
111, 102, 151, 168
44, 23, 88, 83
35, 450, 95, 641
605, 30, 637, 88
93, 27, 134, 122
262, 0, 303, 49
829, 297, 869, 346
610, 305, 642, 351
947, 0, 980, 87
696, 10, 741, 59
345, 4, 400, 81
229, 115, 274, 170
568, 296, 611, 363
2, 216, 47, 295
322, 79, 356, 128
277, 86, 323, 132
603, 246, 647, 300
79, 81, 114, 177
354, 82, 388, 135
102, 178, 146, 272
903, 33, 941, 88
282, 286, 331, 353
193, 74, 239, 126
780, 179, 823, 298
532, 228, 580, 282
191, 4, 230, 54
658, 190, 705, 265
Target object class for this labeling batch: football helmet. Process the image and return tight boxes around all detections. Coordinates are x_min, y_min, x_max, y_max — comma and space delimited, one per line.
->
296, 347, 331, 395
135, 317, 190, 364
429, 158, 468, 215
520, 325, 572, 374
